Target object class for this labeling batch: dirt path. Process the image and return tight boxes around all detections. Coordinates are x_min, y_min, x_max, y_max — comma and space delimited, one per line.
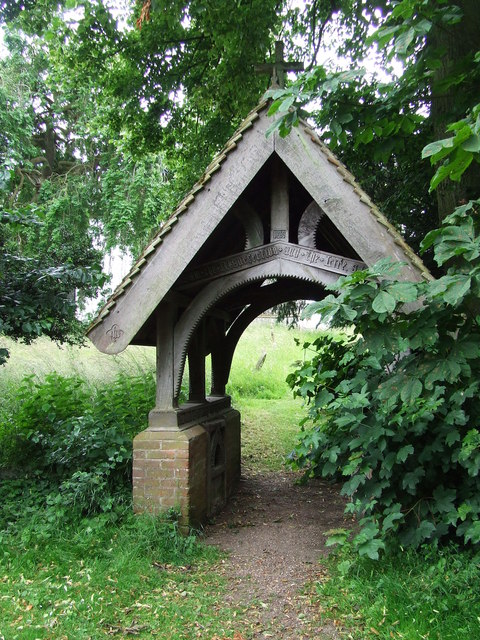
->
205, 468, 349, 639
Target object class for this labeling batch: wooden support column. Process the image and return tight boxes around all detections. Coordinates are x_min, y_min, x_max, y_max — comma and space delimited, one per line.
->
207, 318, 228, 397
154, 301, 178, 411
270, 156, 289, 242
187, 321, 206, 403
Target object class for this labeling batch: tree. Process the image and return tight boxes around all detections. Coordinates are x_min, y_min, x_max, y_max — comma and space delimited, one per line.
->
2, 0, 479, 353
280, 0, 480, 555
0, 210, 107, 364
266, 0, 480, 258
0, 0, 287, 353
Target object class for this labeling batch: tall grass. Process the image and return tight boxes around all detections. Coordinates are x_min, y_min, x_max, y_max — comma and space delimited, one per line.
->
0, 335, 156, 389
316, 544, 480, 640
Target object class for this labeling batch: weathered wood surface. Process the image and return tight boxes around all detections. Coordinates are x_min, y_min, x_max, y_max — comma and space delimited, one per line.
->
233, 202, 264, 249
88, 113, 274, 354
270, 155, 289, 242
154, 302, 177, 410
88, 105, 428, 358
173, 259, 340, 398
274, 126, 424, 282
298, 201, 324, 247
178, 241, 365, 288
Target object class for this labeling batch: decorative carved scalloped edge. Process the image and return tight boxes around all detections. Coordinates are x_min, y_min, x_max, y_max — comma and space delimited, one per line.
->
172, 259, 340, 398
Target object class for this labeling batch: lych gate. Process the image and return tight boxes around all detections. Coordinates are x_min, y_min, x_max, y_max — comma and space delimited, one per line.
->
87, 99, 428, 525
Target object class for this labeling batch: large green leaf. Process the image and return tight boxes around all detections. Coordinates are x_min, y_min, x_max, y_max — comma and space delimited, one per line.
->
397, 444, 414, 463
372, 290, 396, 314
400, 377, 422, 404
386, 282, 419, 303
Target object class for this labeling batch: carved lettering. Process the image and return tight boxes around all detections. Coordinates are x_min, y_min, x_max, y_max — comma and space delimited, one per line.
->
178, 242, 365, 287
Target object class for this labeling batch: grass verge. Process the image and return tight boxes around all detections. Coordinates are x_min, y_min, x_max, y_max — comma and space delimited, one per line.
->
0, 506, 243, 640
313, 544, 480, 640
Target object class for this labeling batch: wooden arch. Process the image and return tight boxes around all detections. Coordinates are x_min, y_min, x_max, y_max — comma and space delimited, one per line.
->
172, 252, 362, 402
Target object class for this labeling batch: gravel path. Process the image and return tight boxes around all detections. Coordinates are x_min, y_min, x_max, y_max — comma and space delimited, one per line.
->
205, 468, 350, 639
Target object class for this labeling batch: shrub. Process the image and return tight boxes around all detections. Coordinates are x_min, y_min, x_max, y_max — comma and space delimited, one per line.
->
0, 370, 156, 518
289, 199, 480, 557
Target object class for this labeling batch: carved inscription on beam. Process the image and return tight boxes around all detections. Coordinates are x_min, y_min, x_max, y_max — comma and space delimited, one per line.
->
178, 242, 365, 288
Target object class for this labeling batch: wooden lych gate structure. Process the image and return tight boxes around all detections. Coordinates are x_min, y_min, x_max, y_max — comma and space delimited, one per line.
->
87, 98, 429, 525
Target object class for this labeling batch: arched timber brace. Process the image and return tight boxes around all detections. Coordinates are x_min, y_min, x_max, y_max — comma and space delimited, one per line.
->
87, 101, 430, 526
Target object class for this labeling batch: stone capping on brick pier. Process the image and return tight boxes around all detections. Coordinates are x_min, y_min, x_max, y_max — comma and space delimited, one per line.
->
147, 395, 232, 430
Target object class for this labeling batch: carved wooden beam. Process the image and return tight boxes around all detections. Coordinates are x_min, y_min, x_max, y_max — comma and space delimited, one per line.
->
178, 242, 365, 289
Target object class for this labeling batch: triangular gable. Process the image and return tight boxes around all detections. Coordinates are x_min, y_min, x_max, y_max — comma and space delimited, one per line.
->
87, 102, 430, 355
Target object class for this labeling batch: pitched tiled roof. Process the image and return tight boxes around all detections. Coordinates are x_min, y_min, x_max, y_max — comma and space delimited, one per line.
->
88, 100, 269, 332
88, 100, 430, 334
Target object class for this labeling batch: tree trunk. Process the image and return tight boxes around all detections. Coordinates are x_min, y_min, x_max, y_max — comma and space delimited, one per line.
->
429, 0, 480, 221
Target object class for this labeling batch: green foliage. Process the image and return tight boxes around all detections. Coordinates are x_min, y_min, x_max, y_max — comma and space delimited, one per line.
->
0, 209, 107, 364
288, 200, 480, 555
423, 103, 480, 191
0, 497, 224, 639
317, 544, 480, 639
0, 370, 155, 517
265, 0, 480, 234
4, 0, 479, 352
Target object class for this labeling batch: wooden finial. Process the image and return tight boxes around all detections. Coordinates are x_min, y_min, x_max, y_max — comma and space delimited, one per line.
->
255, 41, 304, 89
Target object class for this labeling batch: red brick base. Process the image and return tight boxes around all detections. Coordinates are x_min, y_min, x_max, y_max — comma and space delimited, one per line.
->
132, 408, 240, 526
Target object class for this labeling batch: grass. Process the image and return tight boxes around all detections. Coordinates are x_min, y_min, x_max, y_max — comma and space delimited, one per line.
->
237, 398, 304, 471
0, 336, 156, 389
2, 321, 480, 639
225, 319, 314, 471
226, 320, 316, 401
0, 511, 237, 640
315, 544, 480, 640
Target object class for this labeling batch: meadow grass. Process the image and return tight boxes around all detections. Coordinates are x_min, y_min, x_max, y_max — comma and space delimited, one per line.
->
236, 398, 304, 471
0, 336, 156, 389
226, 319, 316, 400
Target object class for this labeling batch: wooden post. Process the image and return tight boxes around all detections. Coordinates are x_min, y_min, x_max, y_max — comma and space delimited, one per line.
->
154, 301, 178, 411
187, 321, 206, 403
206, 318, 227, 397
270, 156, 290, 242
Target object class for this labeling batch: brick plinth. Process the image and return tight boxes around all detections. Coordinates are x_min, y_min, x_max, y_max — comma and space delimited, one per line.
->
132, 408, 241, 526
133, 424, 208, 525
